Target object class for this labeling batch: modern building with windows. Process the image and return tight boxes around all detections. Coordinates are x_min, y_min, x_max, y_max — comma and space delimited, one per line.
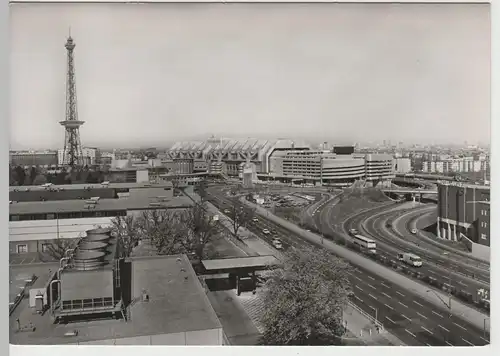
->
436, 181, 490, 260
9, 150, 59, 168
9, 182, 192, 257
166, 137, 395, 186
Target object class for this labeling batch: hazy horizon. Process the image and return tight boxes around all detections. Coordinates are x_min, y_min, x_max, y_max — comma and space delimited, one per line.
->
9, 3, 491, 150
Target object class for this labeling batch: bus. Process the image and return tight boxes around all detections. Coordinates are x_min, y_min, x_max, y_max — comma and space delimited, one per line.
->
352, 235, 376, 254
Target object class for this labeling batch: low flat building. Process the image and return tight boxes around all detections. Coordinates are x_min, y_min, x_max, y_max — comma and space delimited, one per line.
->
10, 246, 224, 345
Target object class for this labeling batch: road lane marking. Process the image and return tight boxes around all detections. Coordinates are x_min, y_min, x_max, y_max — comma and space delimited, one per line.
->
426, 343, 431, 346
367, 276, 375, 281
398, 301, 408, 308
438, 325, 449, 332
367, 284, 376, 290
445, 341, 453, 346
384, 303, 393, 310
381, 282, 390, 288
401, 314, 411, 322
368, 293, 377, 300
480, 337, 489, 343
381, 292, 392, 299
458, 281, 468, 287
396, 291, 405, 297
432, 311, 443, 318
453, 322, 467, 331
354, 296, 364, 303
385, 316, 395, 324
416, 312, 427, 320
413, 301, 423, 307
20, 259, 26, 264
427, 270, 435, 275
405, 329, 417, 338
355, 285, 364, 292
421, 326, 432, 334
461, 338, 474, 346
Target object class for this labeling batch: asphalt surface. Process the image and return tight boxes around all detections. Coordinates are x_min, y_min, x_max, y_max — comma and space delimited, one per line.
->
343, 206, 490, 292
206, 186, 490, 346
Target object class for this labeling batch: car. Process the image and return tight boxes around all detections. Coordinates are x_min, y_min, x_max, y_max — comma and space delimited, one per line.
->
273, 240, 283, 249
271, 229, 277, 234
348, 229, 359, 236
252, 218, 259, 223
411, 228, 417, 234
224, 209, 230, 214
262, 229, 270, 234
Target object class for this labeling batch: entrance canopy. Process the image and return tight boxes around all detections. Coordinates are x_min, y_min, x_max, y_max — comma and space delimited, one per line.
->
201, 255, 278, 274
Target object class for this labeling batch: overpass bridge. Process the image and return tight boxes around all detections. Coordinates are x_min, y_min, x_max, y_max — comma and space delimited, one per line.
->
381, 188, 437, 195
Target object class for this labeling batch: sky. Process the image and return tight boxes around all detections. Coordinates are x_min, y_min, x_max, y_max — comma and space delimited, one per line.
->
9, 3, 491, 150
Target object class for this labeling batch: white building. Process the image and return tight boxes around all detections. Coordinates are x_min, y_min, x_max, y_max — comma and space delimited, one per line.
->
58, 147, 99, 166
394, 158, 412, 173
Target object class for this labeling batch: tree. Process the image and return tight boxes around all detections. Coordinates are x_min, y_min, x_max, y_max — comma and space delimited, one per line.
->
178, 202, 224, 262
14, 166, 26, 186
42, 238, 77, 261
111, 215, 143, 258
260, 248, 353, 345
32, 174, 48, 186
140, 210, 185, 255
226, 203, 255, 240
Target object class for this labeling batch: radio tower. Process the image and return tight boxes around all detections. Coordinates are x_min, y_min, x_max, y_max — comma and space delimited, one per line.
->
60, 33, 84, 169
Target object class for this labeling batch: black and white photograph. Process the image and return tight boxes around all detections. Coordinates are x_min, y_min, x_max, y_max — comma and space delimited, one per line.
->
7, 0, 492, 347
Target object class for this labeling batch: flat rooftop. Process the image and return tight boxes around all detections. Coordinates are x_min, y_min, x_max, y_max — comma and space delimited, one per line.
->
9, 181, 173, 193
9, 195, 193, 216
202, 255, 279, 271
10, 255, 222, 345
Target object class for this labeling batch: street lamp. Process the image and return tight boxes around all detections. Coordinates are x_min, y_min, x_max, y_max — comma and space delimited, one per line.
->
426, 252, 453, 316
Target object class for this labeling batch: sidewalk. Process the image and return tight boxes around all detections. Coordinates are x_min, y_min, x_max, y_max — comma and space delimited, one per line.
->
343, 304, 405, 346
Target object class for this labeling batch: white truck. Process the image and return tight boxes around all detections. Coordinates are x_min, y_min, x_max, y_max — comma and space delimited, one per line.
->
397, 253, 423, 267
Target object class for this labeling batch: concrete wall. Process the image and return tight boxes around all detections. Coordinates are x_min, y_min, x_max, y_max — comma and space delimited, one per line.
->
76, 328, 224, 345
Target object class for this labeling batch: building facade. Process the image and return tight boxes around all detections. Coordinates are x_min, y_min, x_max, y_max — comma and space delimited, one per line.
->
437, 181, 490, 247
10, 150, 58, 168
58, 147, 99, 166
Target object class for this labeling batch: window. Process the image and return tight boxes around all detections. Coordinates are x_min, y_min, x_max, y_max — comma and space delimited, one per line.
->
481, 222, 488, 229
46, 213, 55, 220
480, 234, 487, 240
41, 243, 51, 252
10, 215, 19, 222
16, 244, 28, 253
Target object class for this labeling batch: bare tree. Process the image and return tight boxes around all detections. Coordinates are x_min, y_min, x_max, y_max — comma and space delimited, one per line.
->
141, 209, 185, 255
42, 238, 77, 261
226, 203, 255, 241
111, 215, 142, 258
179, 202, 224, 262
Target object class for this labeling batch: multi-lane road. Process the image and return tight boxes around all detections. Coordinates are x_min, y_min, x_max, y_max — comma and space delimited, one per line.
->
206, 185, 490, 346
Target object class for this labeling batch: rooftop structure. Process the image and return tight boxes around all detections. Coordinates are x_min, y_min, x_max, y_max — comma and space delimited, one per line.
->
10, 248, 223, 345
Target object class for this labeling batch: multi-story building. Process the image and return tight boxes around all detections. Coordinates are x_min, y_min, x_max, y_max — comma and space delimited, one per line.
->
58, 147, 99, 166
393, 157, 412, 173
8, 182, 191, 256
10, 150, 58, 168
436, 181, 490, 260
166, 138, 395, 186
422, 157, 488, 174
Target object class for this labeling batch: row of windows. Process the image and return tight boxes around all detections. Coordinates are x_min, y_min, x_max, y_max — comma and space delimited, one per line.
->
480, 233, 488, 240
481, 209, 489, 216
16, 243, 52, 254
480, 222, 488, 228
10, 210, 126, 221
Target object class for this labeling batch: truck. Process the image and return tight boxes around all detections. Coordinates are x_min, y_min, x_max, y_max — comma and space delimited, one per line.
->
397, 253, 423, 267
352, 235, 376, 255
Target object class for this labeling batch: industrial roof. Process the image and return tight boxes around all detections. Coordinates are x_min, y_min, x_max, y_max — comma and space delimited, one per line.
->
202, 255, 279, 271
9, 181, 173, 193
9, 255, 222, 345
9, 195, 193, 216
169, 138, 276, 154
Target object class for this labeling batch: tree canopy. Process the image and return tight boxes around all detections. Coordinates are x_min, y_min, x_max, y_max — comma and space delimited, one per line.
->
260, 248, 352, 345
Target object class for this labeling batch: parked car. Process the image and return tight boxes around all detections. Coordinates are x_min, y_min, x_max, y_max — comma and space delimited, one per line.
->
411, 228, 417, 234
262, 229, 270, 235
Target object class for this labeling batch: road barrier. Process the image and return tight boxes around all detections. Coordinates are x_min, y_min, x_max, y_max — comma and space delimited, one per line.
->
242, 198, 490, 332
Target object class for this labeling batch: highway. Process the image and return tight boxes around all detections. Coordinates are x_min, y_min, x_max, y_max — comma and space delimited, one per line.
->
206, 186, 490, 346
345, 205, 490, 288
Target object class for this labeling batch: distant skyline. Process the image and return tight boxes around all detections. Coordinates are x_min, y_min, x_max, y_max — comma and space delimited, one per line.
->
10, 3, 491, 150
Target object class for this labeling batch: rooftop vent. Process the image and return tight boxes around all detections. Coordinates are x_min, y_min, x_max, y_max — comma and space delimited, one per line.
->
64, 330, 79, 337
101, 181, 110, 186
142, 290, 149, 302
41, 183, 53, 188
72, 250, 106, 271
149, 202, 162, 207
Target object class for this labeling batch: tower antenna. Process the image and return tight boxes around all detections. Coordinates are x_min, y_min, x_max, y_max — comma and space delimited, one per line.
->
59, 34, 85, 169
